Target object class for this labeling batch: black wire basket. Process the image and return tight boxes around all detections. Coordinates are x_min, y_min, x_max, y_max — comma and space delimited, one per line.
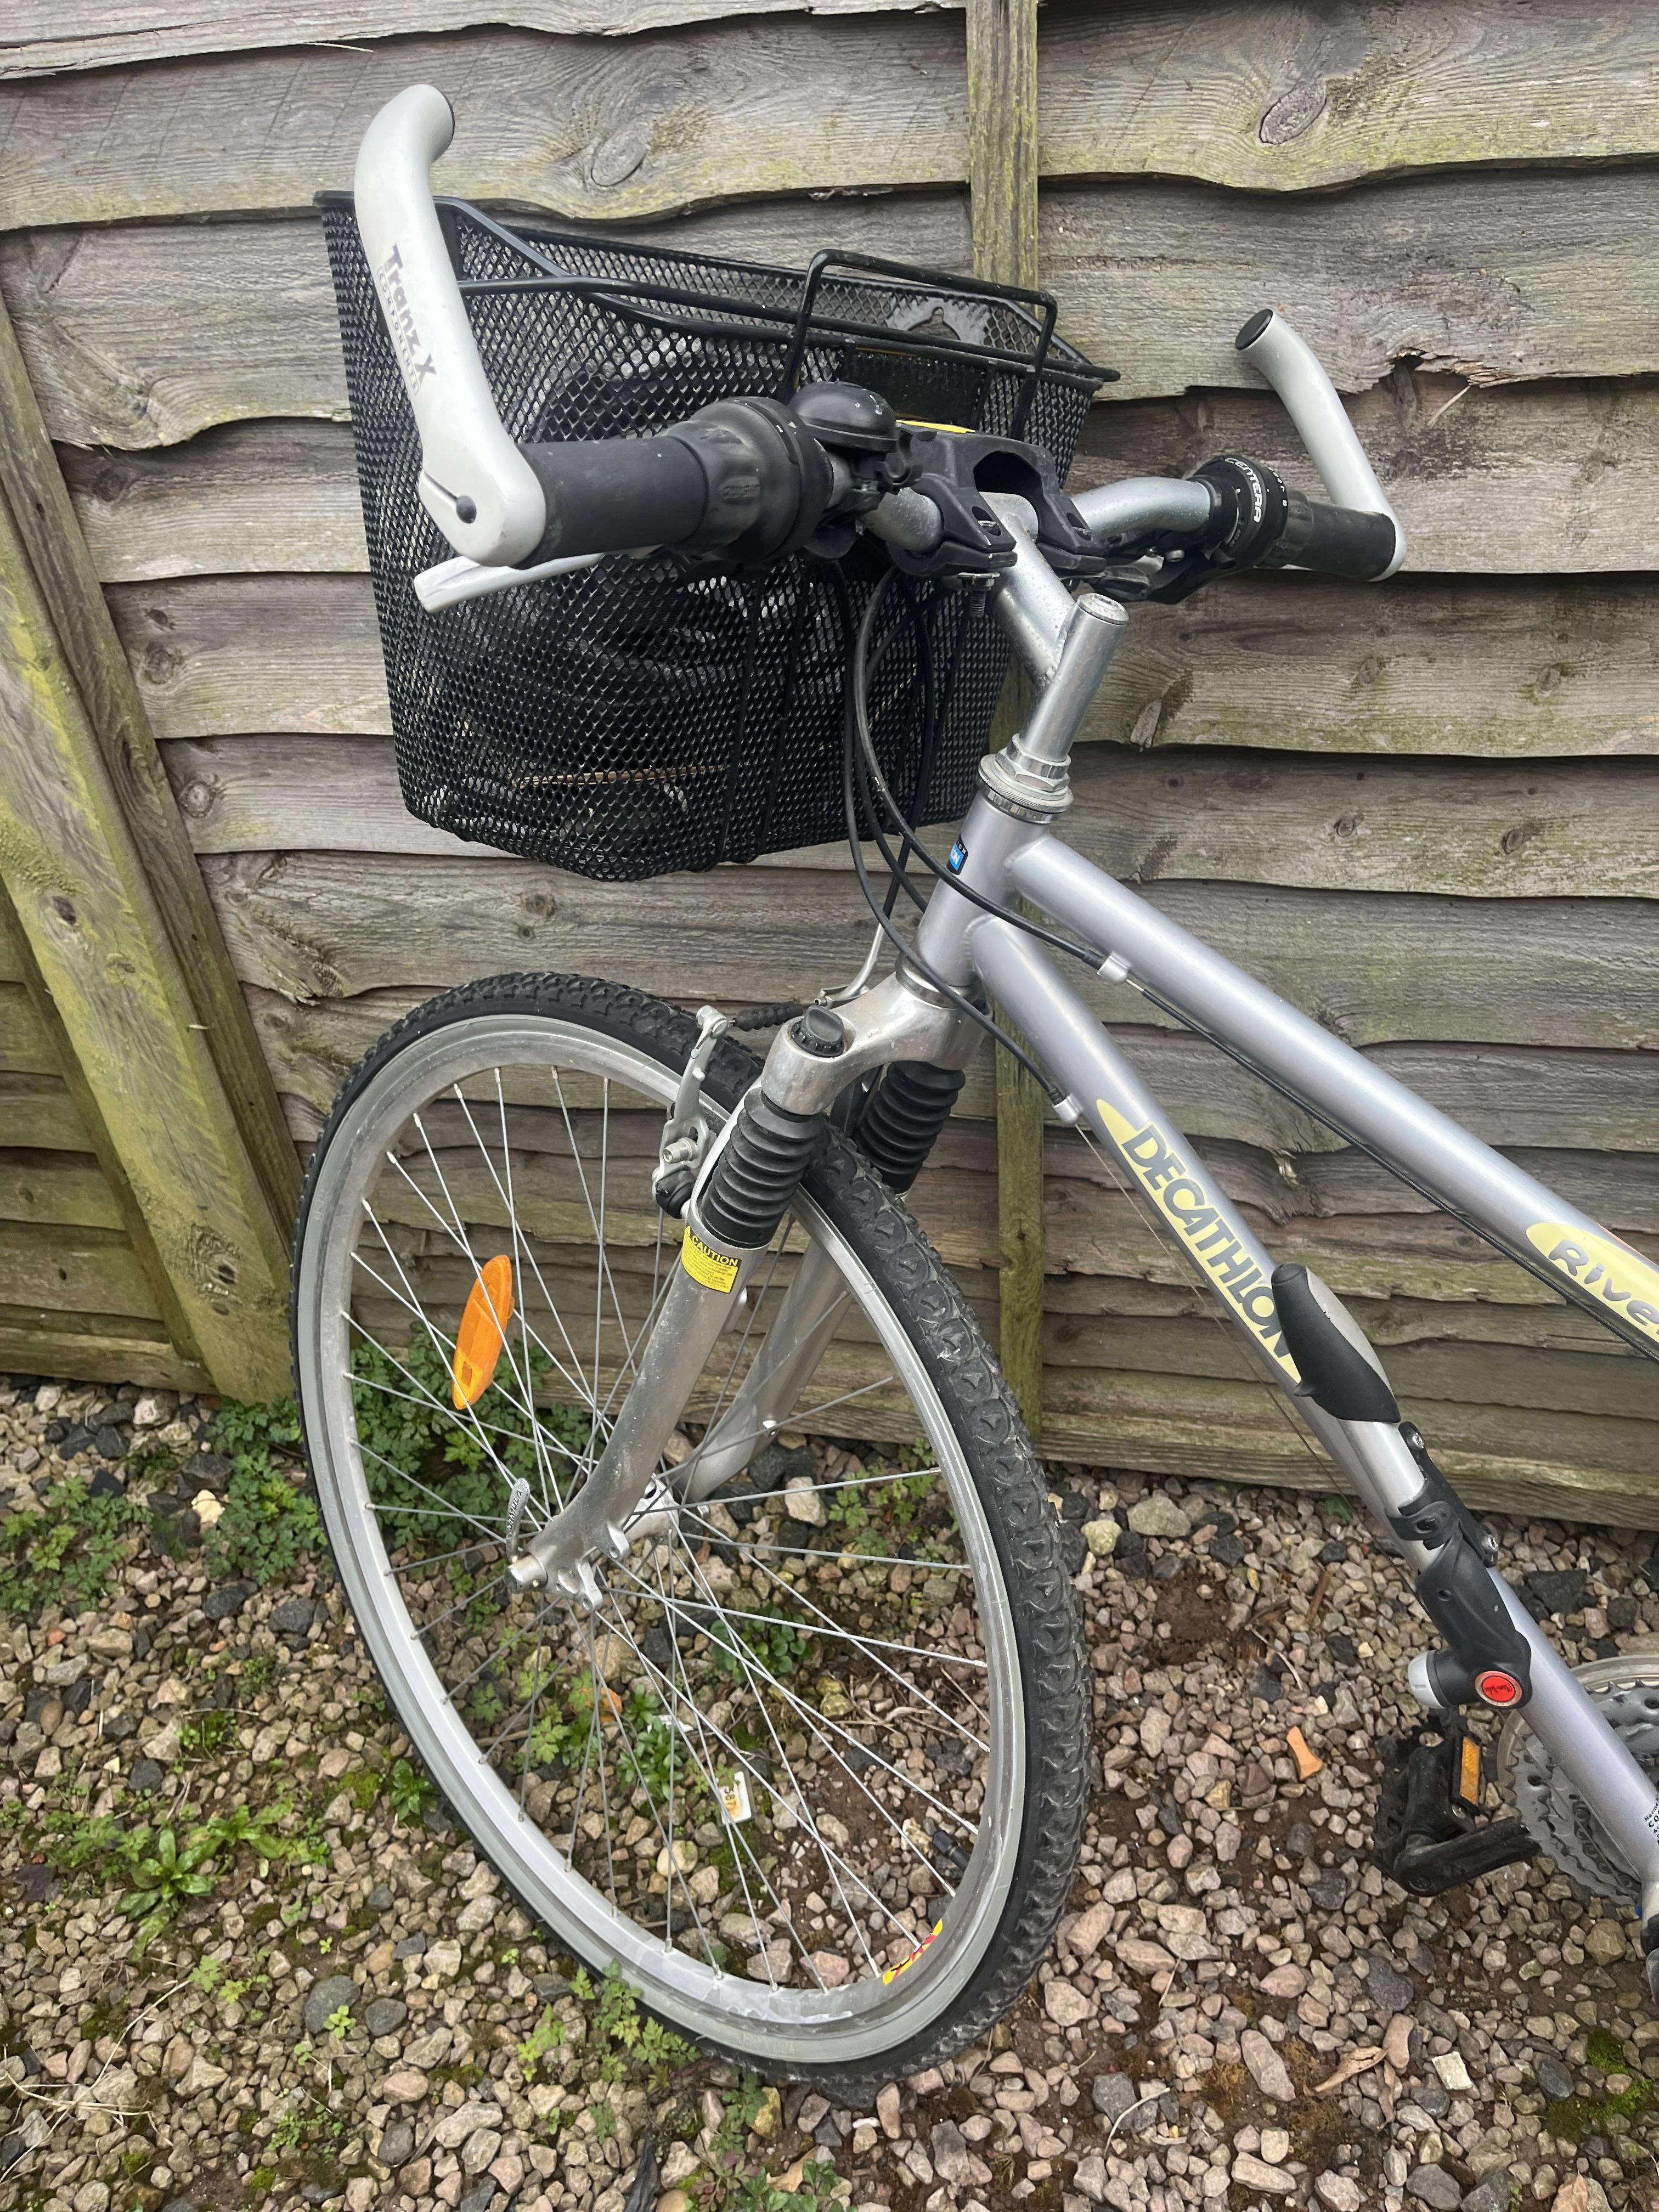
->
318, 194, 1108, 882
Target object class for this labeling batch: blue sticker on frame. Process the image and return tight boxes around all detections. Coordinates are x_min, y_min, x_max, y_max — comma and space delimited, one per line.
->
947, 840, 967, 874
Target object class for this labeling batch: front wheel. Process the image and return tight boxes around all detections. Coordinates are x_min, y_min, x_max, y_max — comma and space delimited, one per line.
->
290, 973, 1086, 2094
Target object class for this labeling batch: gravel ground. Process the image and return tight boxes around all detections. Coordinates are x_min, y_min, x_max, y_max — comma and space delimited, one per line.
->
3, 1374, 1659, 2212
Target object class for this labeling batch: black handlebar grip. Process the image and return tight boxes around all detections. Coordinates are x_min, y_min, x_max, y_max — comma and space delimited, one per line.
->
517, 436, 708, 566
517, 396, 833, 571
1259, 488, 1398, 580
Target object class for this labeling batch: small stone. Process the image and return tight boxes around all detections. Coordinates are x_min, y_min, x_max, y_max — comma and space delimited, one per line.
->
1404, 2166, 1462, 2211
302, 1976, 360, 2036
382, 2068, 428, 2103
1430, 2051, 1472, 2095
1043, 1978, 1091, 2026
1068, 1901, 1113, 1957
1462, 2179, 1514, 2212
455, 2183, 498, 2212
1259, 2128, 1290, 2163
1081, 1518, 1119, 1557
379, 2121, 415, 2166
1240, 2028, 1295, 2103
128, 1758, 165, 1794
200, 1581, 254, 1623
1584, 1918, 1627, 1965
432, 2101, 505, 2151
461, 2127, 503, 2175
181, 2056, 227, 2095
1127, 1493, 1190, 1539
271, 1598, 315, 1637
930, 2120, 973, 2186
132, 1391, 177, 1428
1258, 1963, 1306, 1999
1364, 1954, 1415, 2013
1231, 2153, 1297, 2196
876, 2083, 901, 2139
346, 2182, 377, 2212
1521, 1568, 1588, 1620
93, 1424, 128, 1461
656, 2194, 692, 2212
783, 1475, 825, 1526
1070, 2152, 1108, 2203
1535, 2051, 1575, 2101
1383, 2014, 1415, 2072
1314, 2176, 1361, 2212
366, 1882, 394, 1912
1285, 1725, 1323, 1780
364, 1998, 407, 2037
1091, 2073, 1149, 2131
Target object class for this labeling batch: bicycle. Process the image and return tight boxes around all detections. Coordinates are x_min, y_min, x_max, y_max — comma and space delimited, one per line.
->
291, 84, 1659, 2097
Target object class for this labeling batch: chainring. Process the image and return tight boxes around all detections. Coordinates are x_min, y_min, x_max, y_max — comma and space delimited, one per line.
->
1495, 1656, 1659, 1901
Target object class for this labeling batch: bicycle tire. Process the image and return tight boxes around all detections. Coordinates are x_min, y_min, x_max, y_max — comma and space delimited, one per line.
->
290, 971, 1087, 2096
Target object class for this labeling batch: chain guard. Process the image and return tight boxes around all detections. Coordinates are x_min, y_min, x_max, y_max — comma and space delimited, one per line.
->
1495, 1656, 1659, 1901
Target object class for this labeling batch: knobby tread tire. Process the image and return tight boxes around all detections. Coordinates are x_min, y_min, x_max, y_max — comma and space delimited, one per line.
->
291, 972, 1089, 2098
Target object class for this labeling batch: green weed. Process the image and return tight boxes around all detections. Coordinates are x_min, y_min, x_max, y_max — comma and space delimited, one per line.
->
202, 1397, 321, 1585
0, 1469, 146, 1617
386, 1757, 435, 1825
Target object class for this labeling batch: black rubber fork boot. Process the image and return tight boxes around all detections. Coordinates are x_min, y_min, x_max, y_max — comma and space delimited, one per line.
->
853, 1062, 966, 1193
698, 1093, 827, 1251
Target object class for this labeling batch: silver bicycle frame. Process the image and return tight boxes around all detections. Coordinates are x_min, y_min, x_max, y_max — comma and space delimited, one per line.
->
716, 517, 1659, 1922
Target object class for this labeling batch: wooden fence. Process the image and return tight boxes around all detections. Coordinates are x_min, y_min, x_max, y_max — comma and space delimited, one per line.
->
0, 0, 1655, 1520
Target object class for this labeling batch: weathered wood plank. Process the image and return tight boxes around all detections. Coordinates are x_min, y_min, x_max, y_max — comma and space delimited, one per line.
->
193, 838, 1659, 1051
230, 939, 1659, 1156
0, 1076, 92, 1155
0, 0, 950, 82
1039, 3, 1659, 198
0, 1152, 126, 1234
1088, 572, 1659, 759
1038, 1364, 1659, 1531
1075, 375, 1659, 578
0, 1221, 161, 1322
163, 726, 1659, 907
19, 165, 1659, 448
114, 567, 1659, 758
8, 7, 1658, 224
0, 984, 57, 1076
0, 473, 292, 1397
70, 380, 1659, 583
1045, 167, 1659, 399
0, 1305, 210, 1392
1041, 1315, 1659, 1429
966, 0, 1044, 1438
64, 424, 368, 584
1065, 746, 1659, 902
0, 204, 966, 451
0, 286, 301, 1255
0, 19, 964, 229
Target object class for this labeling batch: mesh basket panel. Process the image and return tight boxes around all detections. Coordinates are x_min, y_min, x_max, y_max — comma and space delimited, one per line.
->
319, 199, 1100, 881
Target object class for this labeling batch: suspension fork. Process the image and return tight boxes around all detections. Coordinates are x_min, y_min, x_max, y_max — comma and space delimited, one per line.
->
507, 978, 972, 1595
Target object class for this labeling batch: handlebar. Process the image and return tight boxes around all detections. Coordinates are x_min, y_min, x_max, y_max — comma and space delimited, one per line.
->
349, 84, 1406, 603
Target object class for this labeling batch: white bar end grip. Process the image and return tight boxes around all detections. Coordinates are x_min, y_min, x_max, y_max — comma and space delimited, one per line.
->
353, 85, 546, 568
1235, 308, 1406, 578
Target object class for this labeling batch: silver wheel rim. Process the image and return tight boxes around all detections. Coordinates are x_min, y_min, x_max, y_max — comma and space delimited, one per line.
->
294, 1011, 1024, 2068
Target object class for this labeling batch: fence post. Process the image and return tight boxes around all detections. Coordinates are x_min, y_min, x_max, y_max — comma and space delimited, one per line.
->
968, 0, 1046, 1440
0, 304, 297, 1401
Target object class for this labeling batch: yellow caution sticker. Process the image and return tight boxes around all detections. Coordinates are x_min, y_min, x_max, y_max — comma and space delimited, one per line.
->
882, 1920, 944, 1987
1096, 1102, 1301, 1382
681, 1227, 740, 1294
719, 1772, 752, 1825
1527, 1222, 1659, 1348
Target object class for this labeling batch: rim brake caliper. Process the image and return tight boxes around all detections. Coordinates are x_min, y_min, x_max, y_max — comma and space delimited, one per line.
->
651, 1005, 730, 1220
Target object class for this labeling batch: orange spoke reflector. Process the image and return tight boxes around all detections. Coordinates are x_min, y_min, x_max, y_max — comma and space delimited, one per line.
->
451, 1255, 514, 1410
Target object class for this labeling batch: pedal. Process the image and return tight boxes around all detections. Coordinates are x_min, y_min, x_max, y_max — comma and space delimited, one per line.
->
1371, 1726, 1538, 1897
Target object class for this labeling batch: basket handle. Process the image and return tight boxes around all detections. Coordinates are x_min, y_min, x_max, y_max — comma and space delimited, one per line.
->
353, 85, 546, 567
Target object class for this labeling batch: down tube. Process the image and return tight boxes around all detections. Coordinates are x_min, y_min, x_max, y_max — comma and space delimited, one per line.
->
969, 918, 1302, 1390
1009, 837, 1659, 1367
